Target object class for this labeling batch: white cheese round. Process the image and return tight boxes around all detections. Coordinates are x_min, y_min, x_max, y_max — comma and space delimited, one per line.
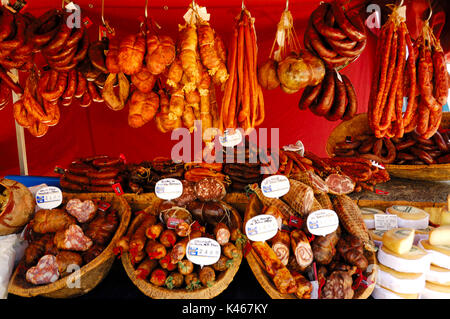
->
371, 284, 419, 299
418, 239, 450, 270
376, 263, 425, 294
377, 245, 430, 273
386, 205, 429, 229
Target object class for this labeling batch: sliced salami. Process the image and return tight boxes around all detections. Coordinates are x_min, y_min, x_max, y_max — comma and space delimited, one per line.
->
66, 199, 98, 223
173, 180, 197, 206
26, 255, 60, 285
54, 224, 93, 251
325, 174, 355, 195
194, 177, 226, 202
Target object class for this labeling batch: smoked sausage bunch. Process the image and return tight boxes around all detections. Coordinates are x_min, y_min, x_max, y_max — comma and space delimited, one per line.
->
332, 130, 450, 165
219, 8, 264, 133
304, 1, 367, 69
33, 9, 89, 72
298, 67, 358, 121
21, 198, 118, 285
0, 8, 36, 72
367, 4, 448, 139
59, 155, 125, 193
116, 199, 242, 291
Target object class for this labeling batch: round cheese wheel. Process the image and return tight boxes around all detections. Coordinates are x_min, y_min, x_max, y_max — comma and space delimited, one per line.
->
377, 245, 430, 273
372, 284, 419, 299
414, 226, 434, 245
377, 263, 425, 294
386, 205, 429, 229
420, 281, 450, 299
418, 239, 450, 270
360, 207, 384, 230
426, 264, 450, 285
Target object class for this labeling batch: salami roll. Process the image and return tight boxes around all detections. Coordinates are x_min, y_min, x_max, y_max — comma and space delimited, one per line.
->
26, 255, 60, 285
145, 240, 167, 260
194, 177, 226, 202
324, 174, 355, 195
290, 230, 313, 271
65, 198, 97, 223
270, 231, 290, 266
54, 224, 93, 251
214, 222, 230, 246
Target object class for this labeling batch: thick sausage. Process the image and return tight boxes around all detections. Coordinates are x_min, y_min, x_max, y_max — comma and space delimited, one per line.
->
25, 255, 60, 285
310, 68, 335, 116
342, 74, 358, 120
325, 72, 347, 121
298, 82, 323, 110
290, 230, 313, 271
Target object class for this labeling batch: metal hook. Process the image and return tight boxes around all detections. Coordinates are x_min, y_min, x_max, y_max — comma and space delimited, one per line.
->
145, 0, 148, 19
101, 0, 106, 26
242, 0, 245, 10
285, 0, 289, 11
426, 0, 433, 22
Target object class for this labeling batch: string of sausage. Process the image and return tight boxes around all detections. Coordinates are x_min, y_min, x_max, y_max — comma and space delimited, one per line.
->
221, 9, 264, 132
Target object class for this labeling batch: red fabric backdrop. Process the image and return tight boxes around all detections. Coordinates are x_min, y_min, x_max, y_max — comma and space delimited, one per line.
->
0, 0, 445, 176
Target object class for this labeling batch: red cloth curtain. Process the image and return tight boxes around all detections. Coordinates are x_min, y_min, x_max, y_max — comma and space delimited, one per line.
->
0, 0, 444, 176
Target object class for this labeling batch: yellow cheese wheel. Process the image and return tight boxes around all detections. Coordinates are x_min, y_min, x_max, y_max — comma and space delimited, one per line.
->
380, 244, 428, 260
386, 205, 429, 220
377, 285, 419, 299
382, 228, 415, 255
378, 263, 423, 280
425, 280, 450, 293
429, 226, 450, 246
420, 239, 450, 257
360, 207, 385, 220
370, 229, 387, 242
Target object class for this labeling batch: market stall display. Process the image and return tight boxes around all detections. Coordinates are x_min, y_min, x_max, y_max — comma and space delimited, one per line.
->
0, 0, 449, 302
8, 192, 131, 298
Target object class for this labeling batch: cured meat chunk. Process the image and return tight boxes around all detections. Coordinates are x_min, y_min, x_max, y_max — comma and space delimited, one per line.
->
26, 255, 60, 285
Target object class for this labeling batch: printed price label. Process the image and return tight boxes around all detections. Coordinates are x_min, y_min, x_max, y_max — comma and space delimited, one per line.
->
219, 129, 243, 148
155, 178, 183, 200
112, 183, 124, 196
186, 237, 221, 267
166, 217, 185, 230
306, 209, 339, 236
374, 214, 398, 230
35, 187, 63, 210
261, 175, 290, 198
245, 215, 279, 242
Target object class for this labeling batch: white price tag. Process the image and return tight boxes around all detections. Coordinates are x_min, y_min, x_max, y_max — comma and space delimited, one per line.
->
35, 186, 63, 210
261, 175, 290, 198
155, 178, 183, 201
65, 1, 77, 11
186, 237, 221, 267
374, 214, 398, 231
310, 280, 319, 299
306, 209, 339, 236
245, 215, 279, 242
219, 129, 243, 148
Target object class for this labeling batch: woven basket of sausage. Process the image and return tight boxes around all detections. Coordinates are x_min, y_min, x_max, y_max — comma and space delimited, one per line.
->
119, 199, 244, 299
243, 194, 377, 299
8, 193, 131, 298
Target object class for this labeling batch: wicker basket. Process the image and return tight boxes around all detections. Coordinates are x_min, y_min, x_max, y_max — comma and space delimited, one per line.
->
123, 192, 250, 215
8, 193, 131, 298
121, 201, 243, 299
326, 113, 450, 181
244, 194, 377, 299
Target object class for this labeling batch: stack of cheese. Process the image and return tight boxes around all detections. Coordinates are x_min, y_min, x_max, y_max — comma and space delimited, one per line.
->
418, 226, 450, 299
386, 205, 433, 245
360, 207, 385, 230
372, 228, 430, 299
